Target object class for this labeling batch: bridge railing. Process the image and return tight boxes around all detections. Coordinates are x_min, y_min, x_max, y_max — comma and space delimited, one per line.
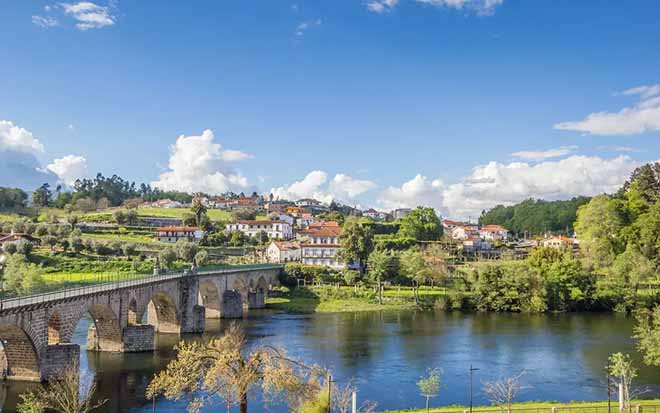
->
0, 263, 282, 311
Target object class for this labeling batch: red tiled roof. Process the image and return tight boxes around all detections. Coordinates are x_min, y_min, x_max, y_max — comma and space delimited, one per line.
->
272, 241, 301, 251
481, 224, 506, 231
155, 226, 200, 232
234, 220, 288, 225
301, 243, 340, 248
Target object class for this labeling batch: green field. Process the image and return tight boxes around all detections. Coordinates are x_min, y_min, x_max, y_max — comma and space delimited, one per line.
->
136, 206, 234, 222
381, 399, 660, 413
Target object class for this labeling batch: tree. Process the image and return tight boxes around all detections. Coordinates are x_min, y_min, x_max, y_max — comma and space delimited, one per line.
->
66, 214, 79, 231
4, 242, 18, 255
634, 306, 660, 367
32, 183, 52, 208
256, 230, 269, 245
113, 210, 127, 225
69, 237, 84, 254
122, 243, 137, 258
195, 250, 209, 266
339, 220, 374, 273
146, 324, 323, 413
17, 366, 105, 413
2, 255, 45, 295
176, 239, 198, 262
159, 247, 177, 270
233, 209, 257, 221
483, 373, 528, 413
574, 195, 624, 269
126, 208, 138, 225
230, 231, 247, 247
190, 198, 208, 227
608, 353, 637, 412
41, 235, 58, 251
417, 368, 442, 413
398, 207, 443, 241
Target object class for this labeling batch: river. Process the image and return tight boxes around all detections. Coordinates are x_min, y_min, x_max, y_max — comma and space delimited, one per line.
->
0, 310, 658, 413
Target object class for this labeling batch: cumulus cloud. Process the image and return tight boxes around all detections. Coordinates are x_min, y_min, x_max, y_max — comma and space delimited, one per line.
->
554, 84, 660, 136
378, 155, 642, 220
151, 129, 252, 195
378, 174, 446, 213
0, 120, 45, 154
510, 145, 578, 161
61, 2, 115, 30
270, 171, 377, 204
46, 155, 88, 186
32, 15, 59, 28
295, 19, 322, 37
366, 0, 503, 15
0, 120, 59, 189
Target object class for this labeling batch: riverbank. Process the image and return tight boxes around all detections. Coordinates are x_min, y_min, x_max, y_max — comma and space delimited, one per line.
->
265, 286, 429, 313
381, 399, 660, 413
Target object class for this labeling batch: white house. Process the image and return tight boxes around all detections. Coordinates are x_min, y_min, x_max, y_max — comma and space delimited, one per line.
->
451, 226, 479, 241
266, 241, 301, 263
442, 219, 462, 234
154, 226, 204, 243
295, 198, 322, 208
225, 220, 293, 240
363, 208, 387, 221
301, 227, 344, 269
479, 225, 509, 241
540, 235, 577, 250
297, 213, 316, 229
0, 232, 35, 250
150, 199, 183, 209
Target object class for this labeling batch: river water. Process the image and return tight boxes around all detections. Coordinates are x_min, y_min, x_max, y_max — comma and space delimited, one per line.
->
1, 310, 659, 413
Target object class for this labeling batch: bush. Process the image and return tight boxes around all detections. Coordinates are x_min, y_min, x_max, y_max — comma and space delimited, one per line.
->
281, 263, 339, 287
4, 242, 18, 255
195, 250, 209, 266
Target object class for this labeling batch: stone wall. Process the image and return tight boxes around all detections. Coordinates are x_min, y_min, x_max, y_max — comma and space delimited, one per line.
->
42, 344, 80, 380
222, 291, 243, 318
122, 325, 155, 352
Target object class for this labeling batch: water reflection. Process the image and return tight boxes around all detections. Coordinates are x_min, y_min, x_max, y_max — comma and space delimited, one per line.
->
0, 310, 658, 413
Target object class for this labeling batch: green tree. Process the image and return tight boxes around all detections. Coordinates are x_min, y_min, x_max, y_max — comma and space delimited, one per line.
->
122, 243, 137, 258
113, 210, 127, 225
229, 231, 247, 247
417, 368, 442, 413
32, 183, 52, 208
398, 207, 443, 241
608, 353, 637, 412
69, 237, 84, 254
339, 220, 374, 273
634, 306, 660, 367
190, 198, 208, 227
367, 250, 400, 285
126, 208, 139, 225
66, 214, 79, 231
176, 239, 198, 262
41, 235, 58, 251
2, 255, 45, 295
159, 247, 178, 269
195, 249, 209, 266
574, 195, 624, 269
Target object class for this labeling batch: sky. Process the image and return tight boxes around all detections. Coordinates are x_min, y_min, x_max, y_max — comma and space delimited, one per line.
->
1, 0, 660, 219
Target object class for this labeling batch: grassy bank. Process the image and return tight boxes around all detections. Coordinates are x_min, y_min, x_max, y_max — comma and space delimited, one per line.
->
266, 286, 432, 313
381, 399, 660, 413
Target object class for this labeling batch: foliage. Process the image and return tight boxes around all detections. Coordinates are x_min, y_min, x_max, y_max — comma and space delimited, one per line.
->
176, 239, 198, 262
32, 183, 52, 208
399, 249, 430, 286
634, 306, 660, 367
398, 207, 443, 241
146, 324, 323, 413
367, 250, 401, 284
17, 367, 105, 413
159, 247, 178, 269
0, 187, 28, 209
2, 254, 45, 295
608, 353, 637, 412
479, 197, 590, 236
417, 368, 442, 412
339, 219, 374, 272
233, 209, 257, 221
574, 195, 624, 269
195, 249, 209, 266
281, 263, 337, 287
472, 262, 545, 313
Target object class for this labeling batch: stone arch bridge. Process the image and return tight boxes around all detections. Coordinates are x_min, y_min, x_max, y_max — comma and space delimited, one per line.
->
0, 265, 281, 382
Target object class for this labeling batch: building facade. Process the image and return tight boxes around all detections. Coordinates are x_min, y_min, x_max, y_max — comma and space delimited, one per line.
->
225, 220, 293, 240
154, 226, 204, 243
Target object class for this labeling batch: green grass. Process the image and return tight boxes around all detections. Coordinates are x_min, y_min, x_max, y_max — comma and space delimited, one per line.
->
0, 212, 20, 223
82, 232, 159, 244
136, 207, 234, 222
266, 287, 420, 313
381, 399, 660, 413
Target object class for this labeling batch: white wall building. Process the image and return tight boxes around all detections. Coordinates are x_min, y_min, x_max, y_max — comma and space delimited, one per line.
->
479, 225, 509, 241
266, 241, 301, 263
225, 220, 293, 240
154, 226, 204, 243
301, 229, 344, 269
392, 208, 412, 219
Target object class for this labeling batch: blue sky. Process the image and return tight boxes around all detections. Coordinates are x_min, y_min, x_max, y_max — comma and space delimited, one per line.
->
1, 0, 659, 219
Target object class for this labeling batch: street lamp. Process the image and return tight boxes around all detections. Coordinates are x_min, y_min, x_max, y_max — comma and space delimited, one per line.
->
469, 365, 480, 413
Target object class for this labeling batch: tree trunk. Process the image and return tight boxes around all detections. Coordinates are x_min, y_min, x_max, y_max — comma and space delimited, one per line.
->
426, 397, 430, 413
240, 393, 248, 413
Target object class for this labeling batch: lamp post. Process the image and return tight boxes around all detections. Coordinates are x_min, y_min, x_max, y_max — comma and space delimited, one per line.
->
469, 365, 480, 413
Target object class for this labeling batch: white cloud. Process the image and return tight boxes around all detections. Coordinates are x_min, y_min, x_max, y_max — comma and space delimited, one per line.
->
510, 145, 578, 161
151, 129, 252, 195
366, 0, 399, 13
270, 171, 377, 204
46, 155, 88, 186
61, 2, 115, 30
295, 19, 322, 37
378, 155, 642, 220
378, 174, 446, 213
367, 0, 503, 15
0, 120, 45, 154
32, 15, 59, 28
554, 84, 660, 136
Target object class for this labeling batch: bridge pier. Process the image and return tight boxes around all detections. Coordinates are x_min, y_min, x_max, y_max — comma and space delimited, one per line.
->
222, 291, 243, 318
122, 325, 155, 352
43, 344, 80, 380
248, 292, 266, 309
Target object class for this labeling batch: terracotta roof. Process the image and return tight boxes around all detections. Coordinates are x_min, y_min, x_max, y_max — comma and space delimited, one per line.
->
309, 221, 340, 228
301, 243, 341, 248
155, 226, 200, 232
481, 224, 506, 231
232, 220, 288, 225
443, 219, 462, 226
0, 233, 35, 243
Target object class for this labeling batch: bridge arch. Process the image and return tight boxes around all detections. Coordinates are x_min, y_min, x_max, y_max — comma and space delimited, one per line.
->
144, 292, 180, 333
47, 310, 63, 345
127, 298, 139, 326
0, 324, 41, 381
198, 280, 221, 318
256, 276, 269, 294
70, 304, 123, 352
